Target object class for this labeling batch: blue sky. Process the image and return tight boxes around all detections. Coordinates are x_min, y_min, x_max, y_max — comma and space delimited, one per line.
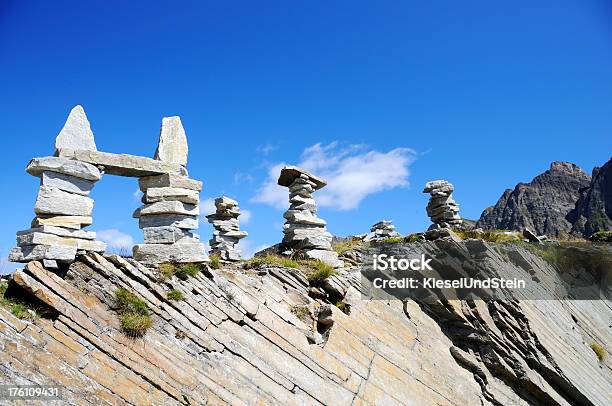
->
1, 1, 611, 270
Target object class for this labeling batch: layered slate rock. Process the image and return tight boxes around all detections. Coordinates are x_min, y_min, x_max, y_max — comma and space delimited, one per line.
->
568, 157, 612, 238
10, 107, 107, 267
477, 162, 591, 238
206, 196, 248, 261
277, 166, 342, 267
154, 116, 188, 166
363, 220, 401, 242
423, 180, 462, 229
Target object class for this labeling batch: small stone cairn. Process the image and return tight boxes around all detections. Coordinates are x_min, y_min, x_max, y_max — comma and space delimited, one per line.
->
132, 117, 207, 265
206, 196, 248, 261
277, 166, 343, 268
363, 220, 401, 242
9, 106, 106, 268
423, 180, 462, 229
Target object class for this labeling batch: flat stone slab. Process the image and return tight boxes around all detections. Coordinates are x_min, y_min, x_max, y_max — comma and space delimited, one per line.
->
57, 149, 187, 177
133, 242, 207, 265
16, 232, 106, 252
32, 215, 93, 229
139, 201, 199, 216
139, 214, 198, 230
303, 249, 344, 268
17, 225, 96, 240
27, 157, 102, 181
9, 244, 77, 263
41, 171, 95, 196
55, 105, 97, 154
34, 186, 94, 217
143, 226, 196, 244
145, 187, 199, 205
277, 166, 326, 190
139, 174, 202, 191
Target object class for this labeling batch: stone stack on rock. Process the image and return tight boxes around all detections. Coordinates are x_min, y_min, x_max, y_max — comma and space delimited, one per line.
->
132, 117, 207, 265
206, 196, 248, 261
277, 166, 343, 267
423, 180, 462, 229
9, 106, 106, 268
363, 220, 401, 242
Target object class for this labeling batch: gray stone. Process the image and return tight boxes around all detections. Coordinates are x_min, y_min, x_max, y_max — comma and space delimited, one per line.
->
133, 242, 207, 265
57, 149, 187, 177
9, 244, 77, 263
42, 259, 58, 269
139, 201, 199, 216
144, 187, 199, 204
17, 225, 96, 240
34, 186, 94, 216
54, 105, 97, 154
283, 211, 326, 226
41, 171, 95, 196
143, 226, 195, 244
16, 232, 106, 252
138, 173, 202, 191
32, 215, 92, 229
207, 196, 247, 261
139, 214, 198, 230
277, 166, 327, 190
154, 116, 188, 166
27, 157, 102, 181
523, 228, 542, 243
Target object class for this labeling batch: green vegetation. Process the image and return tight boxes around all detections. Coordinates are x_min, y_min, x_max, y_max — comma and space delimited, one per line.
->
166, 289, 185, 301
335, 301, 350, 314
590, 343, 607, 361
406, 233, 424, 243
243, 254, 336, 285
525, 242, 612, 274
378, 236, 404, 244
333, 239, 361, 254
590, 230, 612, 242
290, 305, 311, 323
157, 262, 204, 280
1, 280, 39, 320
115, 288, 152, 337
452, 229, 522, 243
209, 254, 221, 269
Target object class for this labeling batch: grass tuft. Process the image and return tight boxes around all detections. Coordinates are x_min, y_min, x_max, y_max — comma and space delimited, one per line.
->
306, 261, 336, 285
244, 255, 301, 269
209, 254, 221, 269
590, 343, 607, 361
1, 280, 39, 320
453, 229, 522, 243
115, 288, 152, 337
244, 254, 337, 286
290, 305, 311, 323
406, 233, 424, 243
378, 236, 404, 244
333, 239, 361, 254
158, 262, 203, 280
335, 301, 350, 314
166, 289, 185, 301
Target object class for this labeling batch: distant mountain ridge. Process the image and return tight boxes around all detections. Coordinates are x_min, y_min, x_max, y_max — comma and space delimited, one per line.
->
476, 159, 612, 238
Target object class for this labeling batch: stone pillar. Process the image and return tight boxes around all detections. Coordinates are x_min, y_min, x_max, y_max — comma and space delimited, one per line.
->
423, 180, 462, 229
363, 220, 401, 242
9, 106, 106, 268
206, 197, 248, 261
132, 117, 206, 266
277, 166, 343, 268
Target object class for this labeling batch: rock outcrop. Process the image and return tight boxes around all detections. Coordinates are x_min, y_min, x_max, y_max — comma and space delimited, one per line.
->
277, 166, 342, 267
206, 196, 248, 261
423, 180, 462, 228
476, 162, 591, 238
568, 157, 612, 238
1, 239, 610, 405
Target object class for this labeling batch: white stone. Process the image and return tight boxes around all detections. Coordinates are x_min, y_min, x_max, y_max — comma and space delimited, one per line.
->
139, 201, 199, 216
303, 249, 344, 268
16, 232, 106, 252
54, 105, 97, 154
144, 187, 199, 204
34, 186, 94, 216
138, 174, 202, 191
32, 215, 92, 229
27, 157, 102, 181
17, 225, 95, 240
9, 245, 77, 263
143, 226, 195, 244
154, 116, 188, 166
139, 214, 198, 230
41, 171, 95, 196
133, 243, 207, 265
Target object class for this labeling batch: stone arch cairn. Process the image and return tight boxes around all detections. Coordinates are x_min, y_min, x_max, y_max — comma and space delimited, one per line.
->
9, 105, 207, 268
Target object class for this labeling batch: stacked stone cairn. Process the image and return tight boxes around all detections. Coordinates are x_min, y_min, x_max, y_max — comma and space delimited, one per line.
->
423, 179, 462, 230
9, 106, 106, 269
132, 117, 207, 265
363, 220, 401, 242
206, 197, 248, 261
277, 166, 343, 268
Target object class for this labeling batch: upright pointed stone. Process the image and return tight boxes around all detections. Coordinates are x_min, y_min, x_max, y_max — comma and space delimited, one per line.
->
154, 116, 188, 166
54, 105, 97, 155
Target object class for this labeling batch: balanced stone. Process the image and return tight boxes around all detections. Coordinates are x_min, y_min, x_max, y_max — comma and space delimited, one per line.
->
277, 166, 342, 268
423, 180, 462, 229
364, 220, 401, 242
139, 201, 199, 216
206, 196, 248, 261
32, 215, 93, 229
154, 116, 188, 166
9, 244, 77, 263
41, 171, 95, 196
27, 157, 102, 181
133, 243, 207, 265
16, 232, 106, 252
34, 186, 94, 217
54, 105, 97, 154
17, 225, 96, 240
138, 174, 202, 192
144, 187, 199, 204
143, 226, 196, 244
139, 214, 198, 230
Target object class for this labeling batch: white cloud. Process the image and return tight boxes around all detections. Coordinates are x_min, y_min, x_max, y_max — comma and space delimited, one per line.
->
132, 188, 142, 203
237, 240, 270, 259
97, 229, 135, 251
252, 142, 416, 210
201, 198, 216, 216
257, 143, 278, 155
239, 209, 252, 224
234, 172, 255, 185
